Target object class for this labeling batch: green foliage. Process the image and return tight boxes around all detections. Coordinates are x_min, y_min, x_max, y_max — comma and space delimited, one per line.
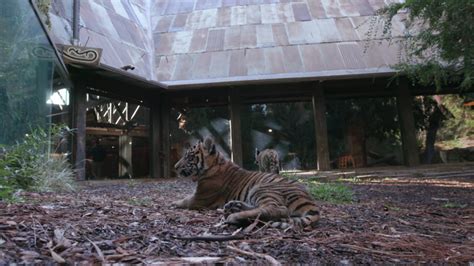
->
442, 202, 467, 209
437, 95, 474, 141
34, 0, 52, 29
371, 0, 474, 89
307, 182, 354, 204
0, 125, 75, 201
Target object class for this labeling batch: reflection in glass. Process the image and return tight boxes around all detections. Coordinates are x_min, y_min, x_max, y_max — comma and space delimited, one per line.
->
326, 97, 403, 169
0, 0, 71, 148
241, 102, 316, 171
170, 106, 231, 175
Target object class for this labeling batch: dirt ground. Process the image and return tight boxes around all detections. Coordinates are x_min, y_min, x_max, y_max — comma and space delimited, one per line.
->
0, 173, 473, 264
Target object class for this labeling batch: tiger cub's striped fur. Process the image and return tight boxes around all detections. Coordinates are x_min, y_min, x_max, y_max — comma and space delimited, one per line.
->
255, 148, 280, 174
173, 138, 320, 229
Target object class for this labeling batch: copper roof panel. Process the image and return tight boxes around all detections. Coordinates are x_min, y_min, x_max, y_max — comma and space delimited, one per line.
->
157, 55, 177, 81
206, 29, 226, 51
264, 47, 286, 74
315, 18, 342, 42
240, 25, 258, 48
338, 42, 368, 69
246, 5, 262, 24
320, 0, 343, 18
231, 6, 248, 26
188, 28, 209, 52
191, 52, 212, 78
319, 43, 346, 70
281, 45, 304, 73
300, 45, 326, 72
272, 24, 290, 46
256, 24, 275, 47
173, 54, 195, 80
229, 49, 248, 76
246, 48, 266, 75
170, 13, 189, 32
172, 31, 193, 54
307, 0, 328, 19
292, 3, 312, 21
224, 26, 242, 50
209, 51, 231, 78
217, 7, 232, 27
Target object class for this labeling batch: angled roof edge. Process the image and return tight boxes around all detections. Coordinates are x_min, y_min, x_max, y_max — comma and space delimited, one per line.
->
162, 67, 397, 90
67, 62, 168, 90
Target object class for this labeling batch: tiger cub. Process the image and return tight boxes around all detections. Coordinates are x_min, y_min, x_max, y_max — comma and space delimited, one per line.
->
173, 137, 319, 229
255, 148, 280, 174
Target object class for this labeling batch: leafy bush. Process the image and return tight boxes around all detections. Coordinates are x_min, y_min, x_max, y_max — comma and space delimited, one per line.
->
0, 125, 75, 201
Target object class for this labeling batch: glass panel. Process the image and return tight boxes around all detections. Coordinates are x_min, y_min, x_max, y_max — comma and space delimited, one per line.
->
0, 0, 71, 148
326, 97, 403, 169
241, 102, 316, 171
170, 106, 231, 176
413, 95, 474, 164
85, 93, 150, 179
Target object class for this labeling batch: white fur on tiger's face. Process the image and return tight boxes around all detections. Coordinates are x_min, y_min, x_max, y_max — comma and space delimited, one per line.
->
172, 138, 319, 230
255, 148, 280, 174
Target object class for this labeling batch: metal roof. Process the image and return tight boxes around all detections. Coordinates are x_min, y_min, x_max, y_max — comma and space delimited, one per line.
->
49, 0, 407, 88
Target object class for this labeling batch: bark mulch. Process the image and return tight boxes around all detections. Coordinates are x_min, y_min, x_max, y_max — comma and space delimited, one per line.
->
0, 175, 473, 264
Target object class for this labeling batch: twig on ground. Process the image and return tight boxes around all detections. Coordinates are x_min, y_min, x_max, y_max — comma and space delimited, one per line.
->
172, 234, 245, 242
85, 237, 105, 262
227, 244, 281, 266
243, 214, 261, 234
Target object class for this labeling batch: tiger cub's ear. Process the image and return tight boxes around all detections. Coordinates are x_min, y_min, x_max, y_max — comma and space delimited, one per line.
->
184, 142, 191, 149
203, 137, 216, 155
255, 148, 260, 157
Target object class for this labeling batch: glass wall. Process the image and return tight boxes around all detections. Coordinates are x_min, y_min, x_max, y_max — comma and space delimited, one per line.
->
85, 93, 150, 179
326, 97, 403, 169
170, 106, 231, 175
412, 94, 474, 164
241, 102, 316, 171
0, 0, 71, 148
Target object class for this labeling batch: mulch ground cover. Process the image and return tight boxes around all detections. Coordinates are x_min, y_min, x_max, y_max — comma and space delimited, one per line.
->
1, 175, 473, 264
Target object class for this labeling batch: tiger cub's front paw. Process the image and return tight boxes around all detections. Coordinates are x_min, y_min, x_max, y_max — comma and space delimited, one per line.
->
223, 200, 253, 217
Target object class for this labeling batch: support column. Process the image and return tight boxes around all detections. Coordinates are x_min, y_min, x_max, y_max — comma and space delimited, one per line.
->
150, 96, 162, 178
72, 81, 87, 180
229, 88, 243, 166
312, 84, 330, 170
161, 95, 171, 177
119, 135, 133, 178
396, 78, 420, 166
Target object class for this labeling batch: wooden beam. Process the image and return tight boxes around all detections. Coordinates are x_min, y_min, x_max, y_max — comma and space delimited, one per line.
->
150, 97, 162, 178
72, 81, 87, 180
161, 95, 171, 177
86, 127, 148, 137
312, 84, 331, 170
229, 88, 243, 166
397, 78, 420, 166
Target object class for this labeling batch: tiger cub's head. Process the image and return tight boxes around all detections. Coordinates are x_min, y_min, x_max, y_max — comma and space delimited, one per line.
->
174, 137, 217, 181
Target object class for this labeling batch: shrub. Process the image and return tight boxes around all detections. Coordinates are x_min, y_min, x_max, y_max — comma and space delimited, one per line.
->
0, 125, 75, 201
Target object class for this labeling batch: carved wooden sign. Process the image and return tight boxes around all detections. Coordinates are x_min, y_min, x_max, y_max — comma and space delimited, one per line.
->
62, 45, 102, 66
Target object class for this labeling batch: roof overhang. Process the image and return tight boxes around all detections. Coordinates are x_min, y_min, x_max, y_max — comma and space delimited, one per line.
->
67, 63, 167, 104
162, 67, 397, 90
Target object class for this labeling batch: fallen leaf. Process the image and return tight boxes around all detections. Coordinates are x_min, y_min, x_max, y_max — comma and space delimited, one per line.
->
50, 249, 66, 264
